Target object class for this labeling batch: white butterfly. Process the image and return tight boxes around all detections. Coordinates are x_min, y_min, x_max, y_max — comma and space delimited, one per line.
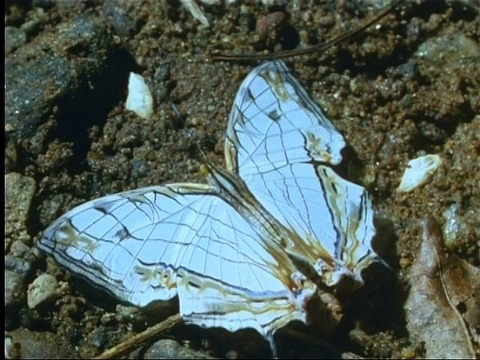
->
38, 60, 381, 352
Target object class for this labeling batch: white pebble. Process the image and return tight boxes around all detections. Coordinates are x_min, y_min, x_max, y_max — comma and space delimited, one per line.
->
125, 72, 154, 119
181, 0, 209, 27
397, 154, 442, 192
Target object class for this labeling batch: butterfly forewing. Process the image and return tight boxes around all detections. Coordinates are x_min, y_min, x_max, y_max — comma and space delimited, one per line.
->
225, 61, 379, 285
225, 61, 345, 175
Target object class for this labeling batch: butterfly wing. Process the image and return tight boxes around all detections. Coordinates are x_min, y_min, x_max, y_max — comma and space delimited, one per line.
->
225, 61, 379, 286
38, 183, 315, 337
225, 61, 345, 174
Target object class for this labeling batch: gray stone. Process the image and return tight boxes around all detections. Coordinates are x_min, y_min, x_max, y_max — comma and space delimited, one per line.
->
5, 26, 26, 54
27, 273, 58, 309
10, 240, 30, 258
5, 254, 34, 281
5, 270, 26, 309
144, 339, 213, 359
103, 0, 138, 37
5, 173, 36, 246
5, 14, 123, 142
7, 328, 73, 358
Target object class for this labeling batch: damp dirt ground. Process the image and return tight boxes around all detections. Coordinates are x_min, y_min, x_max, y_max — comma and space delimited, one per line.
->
5, 1, 480, 358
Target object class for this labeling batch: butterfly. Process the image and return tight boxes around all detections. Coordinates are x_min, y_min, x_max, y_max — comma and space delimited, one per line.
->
37, 60, 382, 354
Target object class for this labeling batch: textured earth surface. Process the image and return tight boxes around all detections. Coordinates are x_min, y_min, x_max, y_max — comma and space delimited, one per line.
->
5, 0, 480, 358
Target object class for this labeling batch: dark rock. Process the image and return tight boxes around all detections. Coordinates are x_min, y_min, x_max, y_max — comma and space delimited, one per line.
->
7, 328, 75, 358
103, 0, 138, 38
5, 270, 27, 309
5, 26, 27, 54
5, 255, 35, 281
5, 14, 132, 149
144, 339, 213, 359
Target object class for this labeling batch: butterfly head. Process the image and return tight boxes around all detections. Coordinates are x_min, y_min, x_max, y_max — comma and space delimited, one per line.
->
316, 251, 391, 293
290, 271, 317, 312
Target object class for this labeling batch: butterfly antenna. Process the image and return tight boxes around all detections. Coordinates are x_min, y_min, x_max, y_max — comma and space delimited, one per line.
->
194, 145, 219, 179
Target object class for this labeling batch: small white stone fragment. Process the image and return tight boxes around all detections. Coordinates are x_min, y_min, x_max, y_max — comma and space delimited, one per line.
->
125, 72, 154, 119
397, 154, 442, 192
181, 0, 210, 27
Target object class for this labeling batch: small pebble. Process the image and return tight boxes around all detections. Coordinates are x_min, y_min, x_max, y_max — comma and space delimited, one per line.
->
125, 72, 154, 119
5, 255, 34, 281
5, 26, 26, 54
397, 154, 442, 192
5, 270, 26, 309
27, 274, 58, 309
255, 11, 287, 38
144, 338, 212, 359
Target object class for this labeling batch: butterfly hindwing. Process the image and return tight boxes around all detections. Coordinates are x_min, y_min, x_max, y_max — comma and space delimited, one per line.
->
38, 182, 315, 337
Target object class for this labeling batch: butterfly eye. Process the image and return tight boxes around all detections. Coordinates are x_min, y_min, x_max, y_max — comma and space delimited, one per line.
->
291, 271, 307, 289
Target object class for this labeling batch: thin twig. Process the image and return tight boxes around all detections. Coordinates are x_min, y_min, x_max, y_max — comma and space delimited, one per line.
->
94, 313, 182, 359
212, 3, 396, 61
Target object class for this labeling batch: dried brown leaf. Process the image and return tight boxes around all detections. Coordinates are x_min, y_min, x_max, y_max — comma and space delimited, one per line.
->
404, 217, 479, 358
